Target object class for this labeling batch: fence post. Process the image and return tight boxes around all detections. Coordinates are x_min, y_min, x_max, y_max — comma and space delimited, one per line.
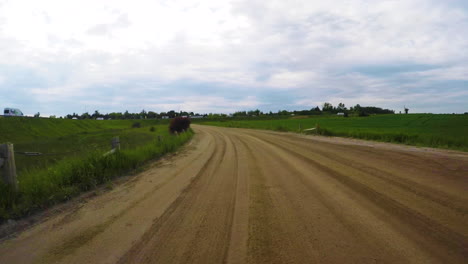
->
0, 143, 18, 191
111, 136, 120, 151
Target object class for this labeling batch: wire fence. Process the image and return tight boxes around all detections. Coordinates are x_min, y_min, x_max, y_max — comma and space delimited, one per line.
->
13, 142, 113, 157
1, 137, 122, 191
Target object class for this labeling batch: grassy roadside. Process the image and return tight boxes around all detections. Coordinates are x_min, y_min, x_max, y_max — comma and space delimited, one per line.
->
0, 117, 192, 221
200, 114, 468, 152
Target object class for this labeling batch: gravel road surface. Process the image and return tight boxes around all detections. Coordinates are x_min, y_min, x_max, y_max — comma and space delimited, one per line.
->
0, 125, 467, 263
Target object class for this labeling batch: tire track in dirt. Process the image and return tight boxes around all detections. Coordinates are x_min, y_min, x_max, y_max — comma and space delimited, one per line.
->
239, 128, 467, 263
256, 131, 468, 214
0, 125, 466, 264
118, 127, 243, 264
40, 130, 219, 264
224, 134, 250, 264
253, 131, 468, 229
0, 129, 219, 263
237, 132, 411, 263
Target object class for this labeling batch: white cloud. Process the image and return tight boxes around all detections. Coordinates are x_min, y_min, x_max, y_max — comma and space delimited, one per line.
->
404, 66, 468, 81
0, 0, 467, 114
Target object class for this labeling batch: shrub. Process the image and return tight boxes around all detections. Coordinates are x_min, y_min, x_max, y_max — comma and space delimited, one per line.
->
132, 122, 141, 128
149, 126, 156, 132
169, 117, 191, 133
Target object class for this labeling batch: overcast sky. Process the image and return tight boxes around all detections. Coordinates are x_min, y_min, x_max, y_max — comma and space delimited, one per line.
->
1, 0, 467, 116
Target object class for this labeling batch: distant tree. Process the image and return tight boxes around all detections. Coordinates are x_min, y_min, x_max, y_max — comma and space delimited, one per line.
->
147, 111, 157, 119
233, 111, 247, 117
140, 109, 147, 119
34, 112, 40, 118
123, 110, 132, 119
108, 112, 123, 119
247, 109, 261, 116
336, 103, 346, 112
404, 106, 409, 114
92, 110, 101, 119
81, 112, 91, 119
352, 104, 367, 116
167, 110, 176, 118
322, 102, 334, 112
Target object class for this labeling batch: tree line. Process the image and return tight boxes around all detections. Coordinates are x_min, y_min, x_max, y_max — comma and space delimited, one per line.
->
230, 103, 394, 118
65, 110, 202, 120
64, 102, 395, 120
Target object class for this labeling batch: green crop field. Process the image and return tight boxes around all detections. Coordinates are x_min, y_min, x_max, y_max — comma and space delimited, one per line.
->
0, 117, 193, 221
202, 114, 468, 151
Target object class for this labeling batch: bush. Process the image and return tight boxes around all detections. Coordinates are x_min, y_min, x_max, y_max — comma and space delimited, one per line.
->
169, 117, 191, 133
149, 126, 156, 132
132, 122, 141, 128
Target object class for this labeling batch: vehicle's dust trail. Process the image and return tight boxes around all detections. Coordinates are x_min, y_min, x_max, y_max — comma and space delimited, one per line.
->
0, 125, 466, 264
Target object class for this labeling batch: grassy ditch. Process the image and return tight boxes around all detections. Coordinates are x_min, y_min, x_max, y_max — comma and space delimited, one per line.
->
0, 117, 192, 221
202, 114, 468, 151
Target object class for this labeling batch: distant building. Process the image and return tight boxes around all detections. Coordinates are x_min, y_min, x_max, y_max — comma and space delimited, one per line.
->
162, 116, 169, 119
337, 112, 345, 116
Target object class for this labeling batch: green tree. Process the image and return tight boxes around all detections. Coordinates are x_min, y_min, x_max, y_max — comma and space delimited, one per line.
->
92, 110, 101, 119
336, 103, 346, 112
81, 112, 91, 119
167, 110, 176, 118
322, 102, 333, 112
147, 111, 157, 119
123, 110, 132, 119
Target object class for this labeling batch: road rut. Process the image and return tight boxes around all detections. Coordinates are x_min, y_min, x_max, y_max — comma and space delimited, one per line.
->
0, 125, 467, 263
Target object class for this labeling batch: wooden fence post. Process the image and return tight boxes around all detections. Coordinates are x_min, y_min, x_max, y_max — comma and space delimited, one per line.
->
0, 143, 18, 191
111, 136, 120, 151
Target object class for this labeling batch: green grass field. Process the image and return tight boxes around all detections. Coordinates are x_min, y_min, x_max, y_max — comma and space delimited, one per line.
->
202, 114, 468, 151
0, 117, 192, 221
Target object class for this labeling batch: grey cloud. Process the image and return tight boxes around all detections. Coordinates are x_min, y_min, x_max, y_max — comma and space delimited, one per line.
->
1, 0, 468, 115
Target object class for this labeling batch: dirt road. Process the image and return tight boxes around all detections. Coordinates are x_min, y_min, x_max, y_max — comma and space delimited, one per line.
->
1, 125, 467, 263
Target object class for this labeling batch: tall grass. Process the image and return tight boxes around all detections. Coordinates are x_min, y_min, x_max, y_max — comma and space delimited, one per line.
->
0, 117, 169, 174
0, 117, 192, 221
203, 114, 468, 151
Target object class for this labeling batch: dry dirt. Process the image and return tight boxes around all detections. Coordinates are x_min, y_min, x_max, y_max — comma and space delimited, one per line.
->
0, 125, 467, 263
